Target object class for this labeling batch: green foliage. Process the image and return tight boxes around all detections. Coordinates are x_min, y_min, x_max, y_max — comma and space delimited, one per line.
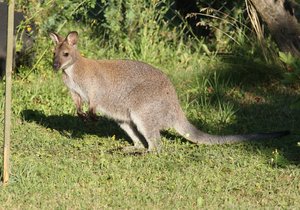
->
12, 0, 284, 80
278, 51, 300, 110
279, 51, 300, 84
195, 1, 249, 51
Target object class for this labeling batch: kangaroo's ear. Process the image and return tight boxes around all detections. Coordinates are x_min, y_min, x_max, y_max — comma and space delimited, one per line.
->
49, 32, 63, 45
66, 31, 78, 46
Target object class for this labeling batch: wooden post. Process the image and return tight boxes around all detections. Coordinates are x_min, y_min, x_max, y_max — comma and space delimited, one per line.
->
3, 0, 14, 185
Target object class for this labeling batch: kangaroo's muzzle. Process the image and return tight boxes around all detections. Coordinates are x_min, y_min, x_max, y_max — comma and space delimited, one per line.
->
53, 61, 60, 71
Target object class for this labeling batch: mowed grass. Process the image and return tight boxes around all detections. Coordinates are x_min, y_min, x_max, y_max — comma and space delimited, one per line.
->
0, 59, 299, 209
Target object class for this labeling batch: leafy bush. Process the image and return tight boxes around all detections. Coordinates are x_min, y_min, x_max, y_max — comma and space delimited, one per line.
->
279, 51, 300, 84
279, 51, 300, 110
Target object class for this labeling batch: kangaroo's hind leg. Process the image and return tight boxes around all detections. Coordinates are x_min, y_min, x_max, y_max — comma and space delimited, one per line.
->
130, 113, 162, 153
119, 122, 147, 152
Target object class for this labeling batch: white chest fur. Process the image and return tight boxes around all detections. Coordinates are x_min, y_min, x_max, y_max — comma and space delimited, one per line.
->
63, 65, 89, 102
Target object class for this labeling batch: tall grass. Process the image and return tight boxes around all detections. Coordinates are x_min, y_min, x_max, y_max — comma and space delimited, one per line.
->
15, 0, 281, 72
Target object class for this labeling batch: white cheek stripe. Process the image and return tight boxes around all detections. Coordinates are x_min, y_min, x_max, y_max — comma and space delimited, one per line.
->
61, 59, 73, 70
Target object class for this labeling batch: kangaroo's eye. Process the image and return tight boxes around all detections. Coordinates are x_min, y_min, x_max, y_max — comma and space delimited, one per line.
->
63, 52, 69, 57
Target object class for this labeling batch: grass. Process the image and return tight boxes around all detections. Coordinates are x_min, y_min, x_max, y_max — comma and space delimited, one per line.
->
0, 0, 299, 208
0, 57, 299, 209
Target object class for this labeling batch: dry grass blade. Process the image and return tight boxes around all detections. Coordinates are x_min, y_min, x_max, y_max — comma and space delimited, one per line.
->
246, 0, 278, 63
246, 0, 264, 41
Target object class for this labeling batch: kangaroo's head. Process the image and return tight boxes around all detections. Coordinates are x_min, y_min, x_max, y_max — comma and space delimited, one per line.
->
49, 31, 79, 71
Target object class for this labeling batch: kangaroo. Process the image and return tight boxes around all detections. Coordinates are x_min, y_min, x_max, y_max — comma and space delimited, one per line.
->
49, 31, 289, 152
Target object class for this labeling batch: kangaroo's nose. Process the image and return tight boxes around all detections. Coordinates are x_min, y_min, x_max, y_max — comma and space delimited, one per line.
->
53, 62, 60, 70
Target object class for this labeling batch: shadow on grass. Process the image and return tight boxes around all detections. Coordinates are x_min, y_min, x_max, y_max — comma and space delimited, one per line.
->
21, 105, 300, 166
21, 109, 128, 141
226, 96, 300, 166
198, 55, 300, 166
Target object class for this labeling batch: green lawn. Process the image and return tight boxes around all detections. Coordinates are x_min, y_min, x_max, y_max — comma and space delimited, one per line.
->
0, 65, 299, 209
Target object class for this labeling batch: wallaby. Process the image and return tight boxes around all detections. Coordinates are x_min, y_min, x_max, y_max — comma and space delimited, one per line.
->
49, 31, 289, 152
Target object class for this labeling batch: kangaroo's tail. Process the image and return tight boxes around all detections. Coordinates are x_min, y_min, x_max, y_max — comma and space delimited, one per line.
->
174, 117, 290, 145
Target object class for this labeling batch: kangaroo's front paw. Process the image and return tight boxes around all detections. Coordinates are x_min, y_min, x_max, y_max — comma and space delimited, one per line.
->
78, 111, 99, 122
88, 112, 99, 121
77, 111, 89, 121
